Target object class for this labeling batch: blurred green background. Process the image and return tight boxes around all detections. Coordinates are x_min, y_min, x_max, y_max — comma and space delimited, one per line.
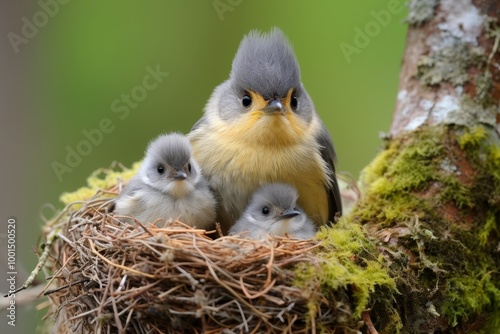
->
1, 1, 407, 332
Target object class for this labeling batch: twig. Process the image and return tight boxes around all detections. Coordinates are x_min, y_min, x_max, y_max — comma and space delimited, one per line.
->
240, 276, 277, 299
3, 228, 60, 297
87, 238, 155, 278
190, 234, 271, 319
215, 222, 224, 238
131, 217, 154, 236
0, 285, 45, 308
362, 310, 379, 334
116, 274, 128, 292
487, 27, 500, 68
43, 279, 88, 296
175, 265, 199, 290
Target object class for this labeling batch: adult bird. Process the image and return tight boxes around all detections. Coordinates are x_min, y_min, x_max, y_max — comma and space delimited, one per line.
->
189, 28, 341, 233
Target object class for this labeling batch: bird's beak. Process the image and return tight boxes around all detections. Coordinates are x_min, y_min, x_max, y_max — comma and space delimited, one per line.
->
262, 99, 285, 114
173, 171, 187, 180
278, 209, 300, 220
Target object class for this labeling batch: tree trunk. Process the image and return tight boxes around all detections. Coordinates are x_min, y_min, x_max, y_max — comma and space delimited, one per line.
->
355, 0, 500, 332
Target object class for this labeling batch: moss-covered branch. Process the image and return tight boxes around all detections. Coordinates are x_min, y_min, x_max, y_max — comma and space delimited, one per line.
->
354, 125, 500, 332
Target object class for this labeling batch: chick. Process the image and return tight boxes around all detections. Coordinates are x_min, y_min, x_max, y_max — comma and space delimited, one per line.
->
229, 183, 316, 240
114, 133, 216, 229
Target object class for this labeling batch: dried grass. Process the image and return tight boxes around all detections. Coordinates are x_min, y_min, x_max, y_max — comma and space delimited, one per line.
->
40, 184, 361, 333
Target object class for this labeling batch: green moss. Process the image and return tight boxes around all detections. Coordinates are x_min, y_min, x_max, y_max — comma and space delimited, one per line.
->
294, 219, 397, 323
360, 146, 398, 187
490, 146, 500, 166
478, 213, 498, 247
460, 127, 500, 209
479, 310, 500, 334
59, 162, 141, 205
357, 127, 445, 227
443, 271, 500, 328
458, 126, 488, 149
486, 146, 500, 206
440, 176, 474, 209
353, 125, 500, 332
367, 129, 443, 194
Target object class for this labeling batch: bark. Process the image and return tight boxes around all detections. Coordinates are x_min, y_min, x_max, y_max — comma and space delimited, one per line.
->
353, 0, 500, 332
392, 0, 499, 134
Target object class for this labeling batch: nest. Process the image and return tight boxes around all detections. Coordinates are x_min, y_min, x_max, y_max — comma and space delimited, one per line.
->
37, 174, 374, 333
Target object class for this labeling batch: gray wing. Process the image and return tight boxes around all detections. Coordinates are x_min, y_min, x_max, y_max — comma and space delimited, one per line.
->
190, 115, 208, 132
113, 176, 146, 215
315, 121, 342, 222
194, 173, 212, 192
116, 176, 144, 199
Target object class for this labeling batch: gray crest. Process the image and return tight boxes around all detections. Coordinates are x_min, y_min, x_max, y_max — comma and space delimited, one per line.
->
230, 28, 301, 99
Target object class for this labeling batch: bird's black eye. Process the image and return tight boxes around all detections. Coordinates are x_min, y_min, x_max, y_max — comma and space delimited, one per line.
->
187, 163, 192, 172
242, 94, 252, 107
157, 164, 165, 174
290, 94, 298, 109
262, 207, 270, 215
